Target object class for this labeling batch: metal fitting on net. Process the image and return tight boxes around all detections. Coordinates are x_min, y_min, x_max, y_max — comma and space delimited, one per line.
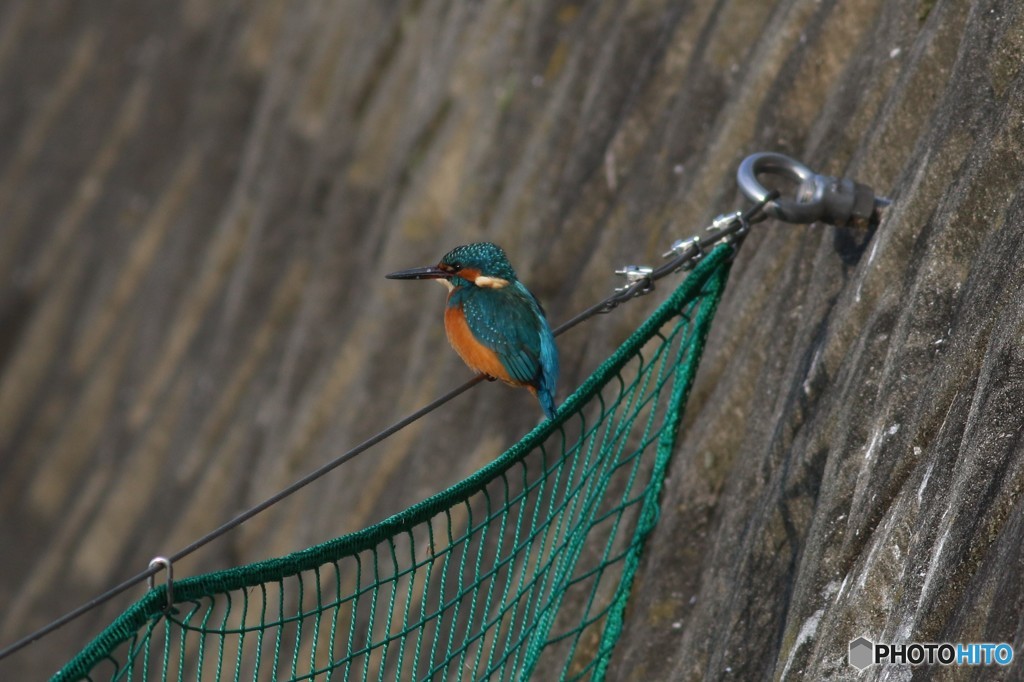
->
662, 235, 706, 273
737, 152, 890, 228
148, 557, 174, 613
662, 235, 704, 259
614, 265, 654, 293
709, 211, 744, 233
706, 211, 751, 243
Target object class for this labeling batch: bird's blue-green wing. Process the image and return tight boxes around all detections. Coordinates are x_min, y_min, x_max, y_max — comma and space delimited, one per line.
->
461, 284, 559, 418
461, 287, 544, 385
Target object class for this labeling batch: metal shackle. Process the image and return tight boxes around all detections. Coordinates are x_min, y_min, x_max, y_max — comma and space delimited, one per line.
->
737, 152, 888, 228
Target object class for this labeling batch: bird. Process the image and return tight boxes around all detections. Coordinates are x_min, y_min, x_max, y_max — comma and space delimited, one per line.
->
386, 242, 559, 419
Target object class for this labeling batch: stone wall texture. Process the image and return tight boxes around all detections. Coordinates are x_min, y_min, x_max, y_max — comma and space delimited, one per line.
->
2, 0, 1023, 679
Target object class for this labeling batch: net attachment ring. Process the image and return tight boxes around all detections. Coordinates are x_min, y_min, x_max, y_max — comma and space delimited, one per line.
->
148, 557, 174, 613
737, 152, 890, 229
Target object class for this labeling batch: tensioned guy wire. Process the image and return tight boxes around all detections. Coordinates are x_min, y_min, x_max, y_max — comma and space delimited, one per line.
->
0, 194, 777, 664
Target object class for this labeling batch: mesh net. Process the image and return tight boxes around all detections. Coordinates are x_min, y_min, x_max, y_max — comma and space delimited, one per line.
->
54, 245, 733, 682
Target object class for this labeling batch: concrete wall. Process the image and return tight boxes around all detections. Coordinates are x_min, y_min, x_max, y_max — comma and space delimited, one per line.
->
1, 0, 1022, 678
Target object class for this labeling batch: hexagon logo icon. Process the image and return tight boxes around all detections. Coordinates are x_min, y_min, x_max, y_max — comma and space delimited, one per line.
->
849, 636, 874, 670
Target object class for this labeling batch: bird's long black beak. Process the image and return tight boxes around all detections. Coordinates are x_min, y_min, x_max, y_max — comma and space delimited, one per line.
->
385, 265, 449, 280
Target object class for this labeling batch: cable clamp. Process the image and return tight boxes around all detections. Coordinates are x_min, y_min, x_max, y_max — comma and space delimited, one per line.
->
662, 234, 707, 273
662, 235, 702, 259
614, 265, 654, 294
708, 211, 748, 235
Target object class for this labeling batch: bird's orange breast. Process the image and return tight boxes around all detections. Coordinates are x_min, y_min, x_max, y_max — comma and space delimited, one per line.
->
444, 304, 516, 384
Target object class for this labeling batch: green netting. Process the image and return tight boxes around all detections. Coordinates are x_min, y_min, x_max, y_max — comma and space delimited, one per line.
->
54, 244, 733, 682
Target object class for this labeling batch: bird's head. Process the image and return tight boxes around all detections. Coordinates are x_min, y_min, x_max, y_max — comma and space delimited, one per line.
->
386, 242, 518, 290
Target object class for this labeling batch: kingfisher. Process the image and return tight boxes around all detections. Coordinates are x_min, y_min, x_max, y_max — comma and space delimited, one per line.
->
387, 242, 559, 419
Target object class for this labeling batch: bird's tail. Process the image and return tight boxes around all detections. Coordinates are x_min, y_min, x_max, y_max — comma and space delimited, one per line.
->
538, 388, 557, 420
526, 384, 557, 420
537, 324, 559, 420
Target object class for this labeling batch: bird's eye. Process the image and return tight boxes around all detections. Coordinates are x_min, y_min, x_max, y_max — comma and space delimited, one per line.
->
448, 262, 462, 271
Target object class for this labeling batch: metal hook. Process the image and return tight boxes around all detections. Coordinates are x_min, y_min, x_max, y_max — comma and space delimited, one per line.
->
736, 152, 890, 228
148, 557, 174, 612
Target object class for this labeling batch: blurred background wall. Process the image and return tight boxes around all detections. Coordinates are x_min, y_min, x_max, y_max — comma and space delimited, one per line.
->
2, 0, 1024, 678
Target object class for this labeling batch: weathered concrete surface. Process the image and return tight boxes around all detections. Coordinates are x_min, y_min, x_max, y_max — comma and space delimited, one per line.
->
1, 0, 1023, 678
